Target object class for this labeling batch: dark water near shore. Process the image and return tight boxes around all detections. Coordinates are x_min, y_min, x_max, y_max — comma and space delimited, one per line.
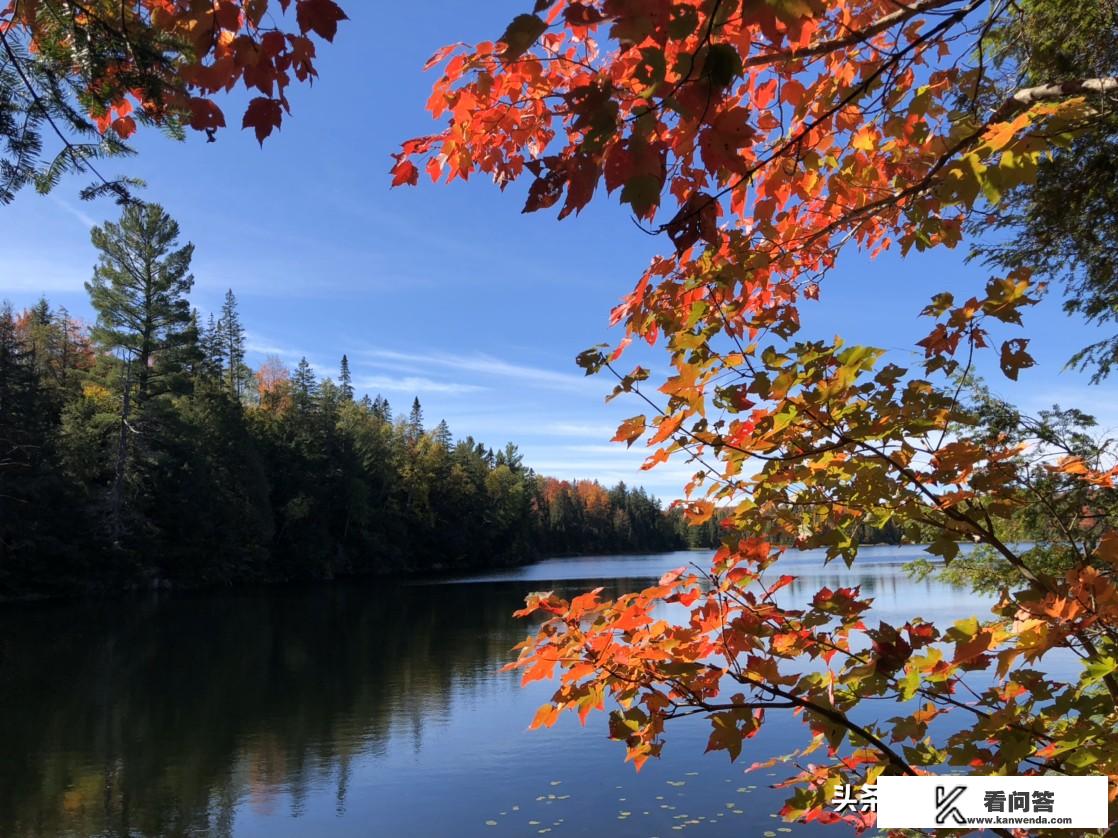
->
0, 546, 998, 837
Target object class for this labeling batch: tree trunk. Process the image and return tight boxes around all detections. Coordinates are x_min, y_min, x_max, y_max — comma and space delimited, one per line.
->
110, 356, 132, 544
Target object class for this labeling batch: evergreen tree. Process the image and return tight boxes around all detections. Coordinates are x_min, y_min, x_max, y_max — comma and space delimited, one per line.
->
86, 203, 195, 405
292, 357, 318, 413
371, 395, 391, 422
200, 313, 222, 380
432, 419, 452, 450
0, 302, 34, 460
406, 397, 424, 444
339, 355, 354, 401
85, 203, 196, 540
3, 292, 685, 593
217, 289, 247, 398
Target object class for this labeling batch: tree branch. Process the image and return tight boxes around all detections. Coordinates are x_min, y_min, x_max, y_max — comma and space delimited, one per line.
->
741, 0, 961, 70
994, 77, 1118, 120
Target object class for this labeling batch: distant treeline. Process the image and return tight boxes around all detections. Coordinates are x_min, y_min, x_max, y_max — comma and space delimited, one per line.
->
0, 205, 703, 598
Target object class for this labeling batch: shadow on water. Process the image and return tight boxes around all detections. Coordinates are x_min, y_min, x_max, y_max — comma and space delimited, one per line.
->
0, 547, 1004, 837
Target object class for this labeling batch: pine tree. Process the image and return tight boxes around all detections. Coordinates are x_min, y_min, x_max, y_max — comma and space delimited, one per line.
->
87, 203, 195, 405
200, 312, 222, 380
0, 302, 34, 444
432, 419, 452, 450
86, 203, 196, 540
217, 289, 246, 399
293, 357, 318, 413
371, 395, 391, 422
339, 354, 354, 401
406, 397, 424, 443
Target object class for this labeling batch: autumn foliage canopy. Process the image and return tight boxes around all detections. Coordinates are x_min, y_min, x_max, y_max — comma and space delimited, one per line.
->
393, 1, 1118, 834
0, 0, 345, 200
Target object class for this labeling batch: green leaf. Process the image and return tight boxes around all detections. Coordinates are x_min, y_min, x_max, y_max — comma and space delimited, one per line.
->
620, 174, 662, 217
926, 533, 960, 563
1081, 656, 1118, 688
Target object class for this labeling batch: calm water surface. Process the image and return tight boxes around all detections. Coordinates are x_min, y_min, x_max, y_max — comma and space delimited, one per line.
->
0, 547, 996, 837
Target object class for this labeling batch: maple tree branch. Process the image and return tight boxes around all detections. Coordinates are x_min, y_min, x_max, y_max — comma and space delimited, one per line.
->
656, 0, 985, 242
721, 666, 921, 778
740, 0, 961, 70
664, 701, 798, 719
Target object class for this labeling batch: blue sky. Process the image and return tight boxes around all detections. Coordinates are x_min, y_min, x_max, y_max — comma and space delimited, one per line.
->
3, 1, 1115, 501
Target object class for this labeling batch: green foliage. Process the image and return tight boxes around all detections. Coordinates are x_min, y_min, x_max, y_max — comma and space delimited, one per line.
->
973, 0, 1118, 380
0, 292, 685, 596
907, 381, 1118, 591
0, 32, 137, 204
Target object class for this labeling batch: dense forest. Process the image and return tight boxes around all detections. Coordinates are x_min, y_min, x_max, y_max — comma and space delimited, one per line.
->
0, 204, 702, 598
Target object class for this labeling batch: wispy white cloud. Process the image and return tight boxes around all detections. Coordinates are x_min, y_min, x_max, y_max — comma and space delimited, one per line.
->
356, 347, 599, 394
51, 196, 97, 229
355, 374, 486, 395
539, 421, 618, 438
245, 333, 308, 361
2, 255, 89, 297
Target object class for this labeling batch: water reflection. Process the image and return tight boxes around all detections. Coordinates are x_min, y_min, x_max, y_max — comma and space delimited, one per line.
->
0, 548, 1003, 837
0, 582, 541, 836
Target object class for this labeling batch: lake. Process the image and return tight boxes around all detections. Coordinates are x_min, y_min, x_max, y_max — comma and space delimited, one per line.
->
0, 546, 996, 837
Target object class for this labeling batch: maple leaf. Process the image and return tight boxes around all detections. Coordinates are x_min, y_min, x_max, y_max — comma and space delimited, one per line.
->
706, 711, 751, 761
390, 158, 419, 187
296, 0, 347, 41
1095, 531, 1118, 567
187, 98, 227, 131
564, 3, 605, 27
612, 415, 646, 447
999, 338, 1035, 381
698, 107, 756, 179
499, 13, 547, 62
242, 97, 284, 145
